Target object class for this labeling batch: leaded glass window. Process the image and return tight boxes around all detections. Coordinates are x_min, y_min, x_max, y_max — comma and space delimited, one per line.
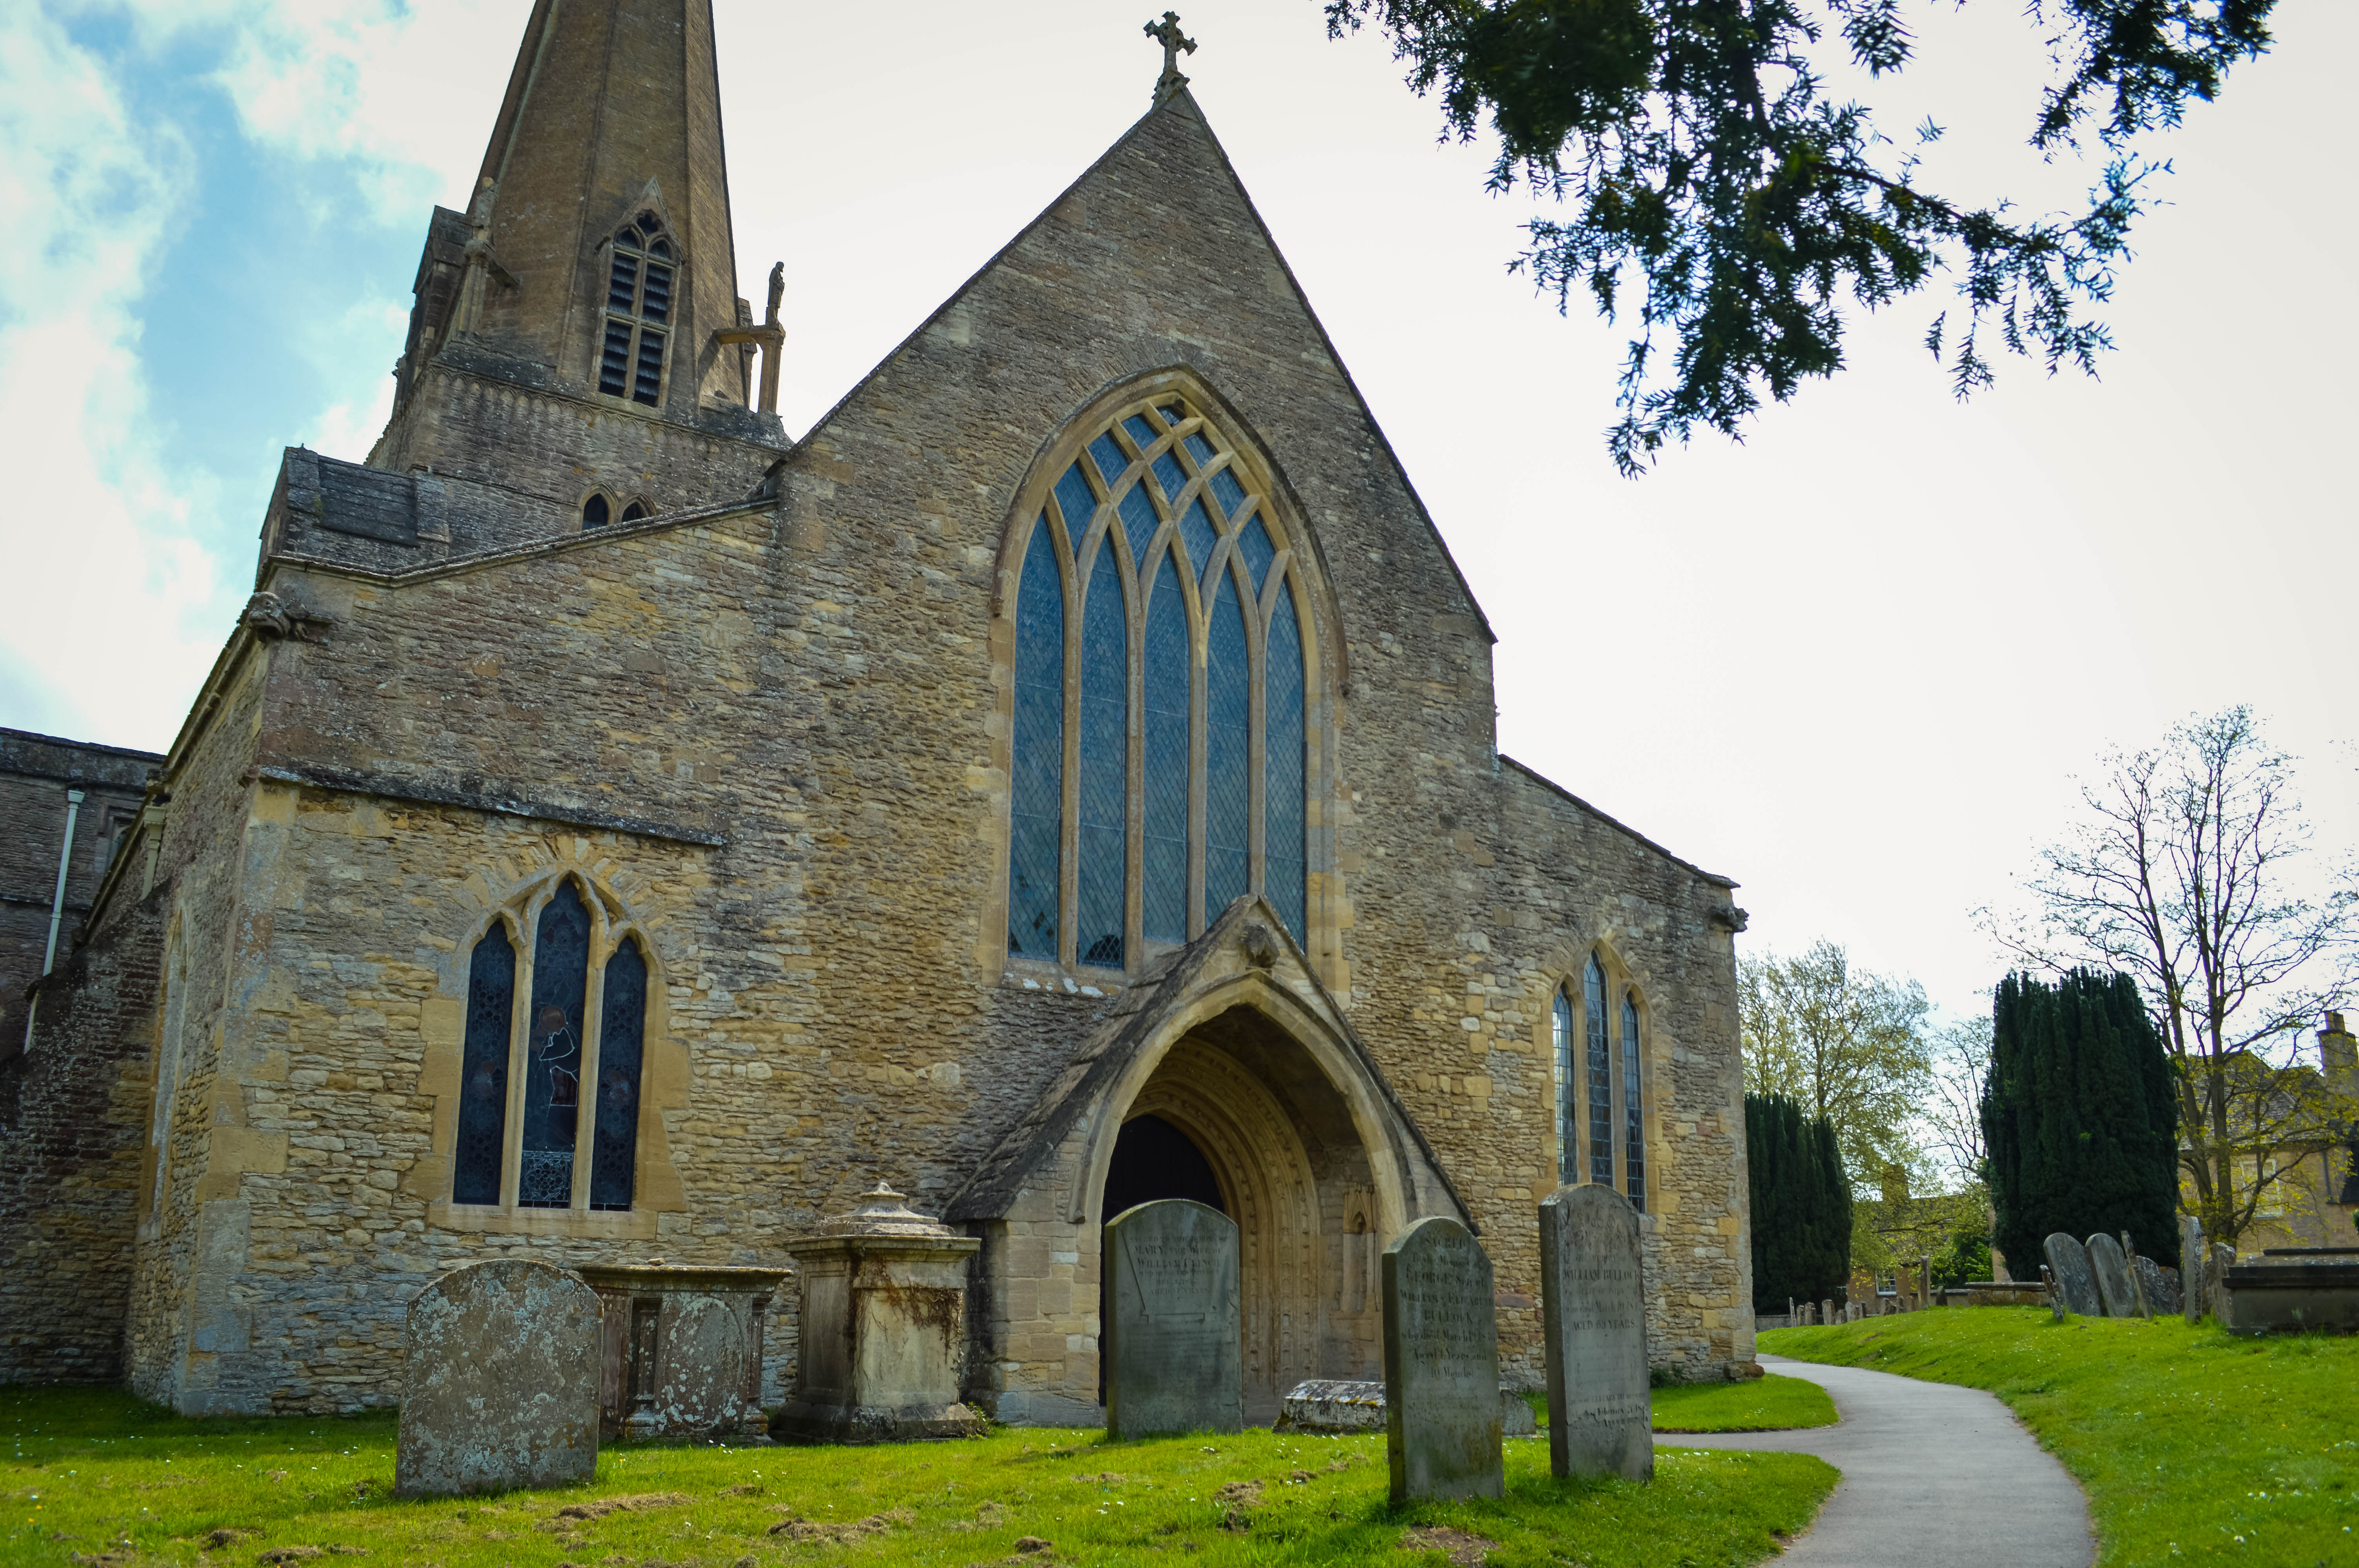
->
449, 876, 654, 1215
1585, 955, 1613, 1187
1622, 991, 1645, 1210
598, 214, 672, 407
1008, 515, 1063, 957
1551, 988, 1576, 1187
1005, 391, 1318, 964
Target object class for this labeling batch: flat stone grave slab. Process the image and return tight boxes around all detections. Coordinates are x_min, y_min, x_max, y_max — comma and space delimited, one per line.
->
1383, 1215, 1504, 1503
1275, 1379, 1536, 1437
2085, 1232, 2140, 1318
1539, 1183, 1651, 1481
1104, 1199, 1241, 1439
2042, 1234, 2102, 1317
398, 1259, 601, 1497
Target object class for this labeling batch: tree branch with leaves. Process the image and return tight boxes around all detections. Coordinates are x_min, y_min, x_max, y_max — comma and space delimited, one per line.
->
1325, 0, 2275, 473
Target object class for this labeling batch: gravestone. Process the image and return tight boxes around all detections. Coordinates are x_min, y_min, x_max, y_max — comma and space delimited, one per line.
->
1820, 1297, 1835, 1326
2179, 1216, 2207, 1325
2041, 1234, 2101, 1317
2135, 1256, 2179, 1317
2040, 1265, 2066, 1321
576, 1263, 787, 1441
1383, 1216, 1504, 1503
2086, 1232, 2139, 1318
2119, 1233, 2154, 1317
2209, 1241, 2237, 1322
1274, 1379, 1538, 1437
398, 1259, 600, 1497
1538, 1184, 1652, 1481
1103, 1199, 1242, 1440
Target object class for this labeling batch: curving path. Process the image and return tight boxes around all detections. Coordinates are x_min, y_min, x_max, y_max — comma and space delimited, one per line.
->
1654, 1354, 2093, 1567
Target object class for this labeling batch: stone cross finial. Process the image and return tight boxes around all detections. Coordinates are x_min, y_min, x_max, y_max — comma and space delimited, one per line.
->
1145, 11, 1196, 106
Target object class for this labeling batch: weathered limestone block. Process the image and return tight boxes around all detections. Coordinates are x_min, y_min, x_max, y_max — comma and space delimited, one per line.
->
1540, 1184, 1651, 1482
1103, 1198, 1241, 1440
773, 1185, 984, 1443
1383, 1216, 1503, 1503
574, 1262, 787, 1441
397, 1259, 599, 1497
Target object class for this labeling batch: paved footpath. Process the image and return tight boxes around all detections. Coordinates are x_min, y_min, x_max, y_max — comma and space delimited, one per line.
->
1655, 1354, 2093, 1567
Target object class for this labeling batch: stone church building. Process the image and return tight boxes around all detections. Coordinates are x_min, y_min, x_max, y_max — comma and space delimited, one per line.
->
0, 0, 1755, 1419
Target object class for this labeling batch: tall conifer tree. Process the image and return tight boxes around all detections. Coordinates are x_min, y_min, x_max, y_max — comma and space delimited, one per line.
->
1746, 1093, 1852, 1311
1983, 969, 2179, 1266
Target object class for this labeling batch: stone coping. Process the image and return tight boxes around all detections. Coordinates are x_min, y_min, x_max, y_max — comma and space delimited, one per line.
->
572, 1264, 792, 1293
781, 1233, 980, 1258
2222, 1262, 2359, 1287
2261, 1248, 2359, 1258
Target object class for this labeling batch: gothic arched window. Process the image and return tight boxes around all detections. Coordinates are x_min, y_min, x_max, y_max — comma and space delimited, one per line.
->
1551, 987, 1576, 1186
599, 214, 673, 406
1622, 989, 1646, 1210
1006, 392, 1314, 967
1585, 955, 1614, 1187
451, 876, 654, 1212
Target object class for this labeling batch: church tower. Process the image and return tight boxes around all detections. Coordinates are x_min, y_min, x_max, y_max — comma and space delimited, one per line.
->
366, 0, 781, 524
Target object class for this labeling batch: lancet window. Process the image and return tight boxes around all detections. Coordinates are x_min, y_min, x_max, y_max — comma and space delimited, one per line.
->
452, 877, 651, 1212
1007, 394, 1313, 968
598, 214, 673, 407
1552, 953, 1646, 1210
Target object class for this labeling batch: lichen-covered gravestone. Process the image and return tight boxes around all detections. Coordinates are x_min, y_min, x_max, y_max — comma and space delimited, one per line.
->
2085, 1232, 2141, 1318
398, 1259, 601, 1497
2042, 1234, 2102, 1317
1539, 1184, 1651, 1482
1383, 1216, 1503, 1503
2179, 1216, 2207, 1325
1103, 1199, 1241, 1440
2135, 1255, 2179, 1317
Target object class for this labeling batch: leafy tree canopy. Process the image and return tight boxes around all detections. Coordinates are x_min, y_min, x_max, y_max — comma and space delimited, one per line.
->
1739, 938, 1931, 1181
1325, 0, 2276, 472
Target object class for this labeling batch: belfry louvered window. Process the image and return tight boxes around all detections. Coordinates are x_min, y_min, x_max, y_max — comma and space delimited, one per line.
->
598, 214, 673, 407
451, 876, 652, 1212
1006, 394, 1313, 968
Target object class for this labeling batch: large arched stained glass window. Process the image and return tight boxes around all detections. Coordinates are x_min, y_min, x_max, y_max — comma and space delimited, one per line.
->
1585, 955, 1613, 1187
1007, 392, 1316, 966
1622, 991, 1645, 1211
449, 876, 654, 1214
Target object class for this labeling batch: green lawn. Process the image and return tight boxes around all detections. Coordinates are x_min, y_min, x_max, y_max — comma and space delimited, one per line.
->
3, 1387, 1834, 1568
1763, 1309, 2359, 1567
1650, 1375, 1837, 1433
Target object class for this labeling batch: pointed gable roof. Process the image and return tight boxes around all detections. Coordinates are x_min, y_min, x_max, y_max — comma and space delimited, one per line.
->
792, 90, 1494, 645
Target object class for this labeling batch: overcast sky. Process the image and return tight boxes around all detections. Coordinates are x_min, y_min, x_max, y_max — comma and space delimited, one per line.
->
4, 0, 2351, 1029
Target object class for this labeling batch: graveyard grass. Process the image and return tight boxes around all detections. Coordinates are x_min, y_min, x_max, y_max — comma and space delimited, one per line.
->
1763, 1308, 2359, 1566
1648, 1374, 1837, 1432
4, 1387, 1835, 1568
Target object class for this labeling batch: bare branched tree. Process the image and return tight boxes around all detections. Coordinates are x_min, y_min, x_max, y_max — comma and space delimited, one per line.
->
1987, 706, 2358, 1245
1923, 1013, 1993, 1189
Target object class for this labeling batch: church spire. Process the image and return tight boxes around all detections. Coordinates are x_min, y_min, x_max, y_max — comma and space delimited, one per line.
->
444, 0, 758, 426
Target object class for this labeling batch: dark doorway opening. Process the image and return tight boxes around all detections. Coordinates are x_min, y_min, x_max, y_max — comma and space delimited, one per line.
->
1103, 1112, 1225, 1223
1100, 1113, 1225, 1404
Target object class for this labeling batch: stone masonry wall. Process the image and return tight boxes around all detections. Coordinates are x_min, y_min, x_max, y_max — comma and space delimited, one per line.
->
1, 730, 160, 1042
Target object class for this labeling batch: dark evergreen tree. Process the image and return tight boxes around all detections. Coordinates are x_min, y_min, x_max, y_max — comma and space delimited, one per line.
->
1746, 1093, 1852, 1312
1982, 969, 2180, 1268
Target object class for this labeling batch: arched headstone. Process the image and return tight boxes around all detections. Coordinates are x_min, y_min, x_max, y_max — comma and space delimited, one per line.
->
2041, 1234, 2101, 1317
2085, 1232, 2139, 1318
1539, 1184, 1652, 1481
1103, 1199, 1241, 1439
398, 1259, 600, 1497
1383, 1216, 1503, 1502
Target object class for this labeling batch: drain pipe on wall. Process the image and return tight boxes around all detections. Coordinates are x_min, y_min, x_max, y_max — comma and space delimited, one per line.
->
22, 787, 84, 1052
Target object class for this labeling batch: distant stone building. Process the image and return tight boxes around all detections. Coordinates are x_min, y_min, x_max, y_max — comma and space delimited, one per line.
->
1, 0, 1757, 1417
1, 729, 160, 1039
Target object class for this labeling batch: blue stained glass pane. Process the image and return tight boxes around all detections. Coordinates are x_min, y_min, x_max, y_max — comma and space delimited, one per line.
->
1264, 581, 1305, 943
1009, 517, 1063, 957
1183, 432, 1216, 468
1143, 555, 1190, 943
1238, 515, 1276, 592
1089, 433, 1130, 490
1623, 994, 1645, 1210
591, 938, 647, 1210
1053, 462, 1097, 545
1122, 415, 1158, 452
453, 925, 514, 1205
1208, 463, 1248, 519
1586, 956, 1613, 1187
1205, 573, 1250, 920
1152, 402, 1182, 426
1552, 990, 1576, 1188
1151, 449, 1189, 505
521, 882, 591, 1208
1118, 483, 1157, 562
1077, 540, 1127, 969
1179, 500, 1217, 573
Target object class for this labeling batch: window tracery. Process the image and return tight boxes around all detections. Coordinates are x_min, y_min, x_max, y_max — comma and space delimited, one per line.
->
1553, 953, 1647, 1206
450, 876, 652, 1213
599, 213, 673, 406
1005, 392, 1315, 967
